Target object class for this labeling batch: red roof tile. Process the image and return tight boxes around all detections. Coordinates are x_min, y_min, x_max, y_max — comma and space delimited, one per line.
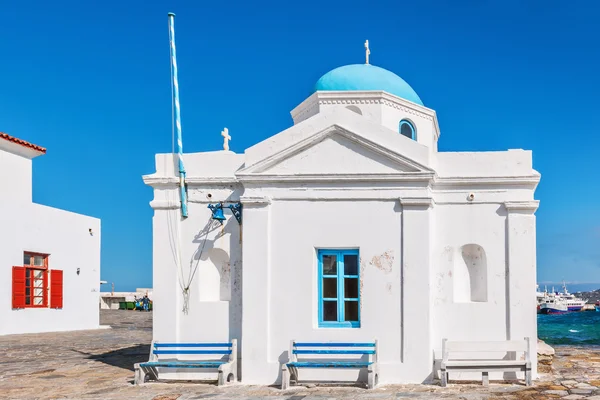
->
0, 132, 46, 154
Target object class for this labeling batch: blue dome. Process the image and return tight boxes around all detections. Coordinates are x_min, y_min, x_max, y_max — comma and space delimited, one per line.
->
314, 64, 423, 106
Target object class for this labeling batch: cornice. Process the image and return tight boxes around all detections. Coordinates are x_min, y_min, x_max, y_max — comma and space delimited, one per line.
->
142, 176, 177, 187
433, 175, 540, 190
240, 196, 271, 207
504, 200, 540, 214
290, 93, 318, 121
149, 200, 181, 210
143, 175, 240, 187
291, 98, 320, 123
236, 172, 435, 184
400, 197, 434, 208
319, 97, 382, 105
144, 172, 538, 193
186, 177, 239, 184
316, 91, 435, 120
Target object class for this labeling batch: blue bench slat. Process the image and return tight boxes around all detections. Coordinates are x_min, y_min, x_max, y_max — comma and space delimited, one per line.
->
288, 361, 372, 368
141, 361, 226, 368
154, 343, 232, 348
294, 343, 375, 347
293, 350, 375, 355
154, 350, 232, 355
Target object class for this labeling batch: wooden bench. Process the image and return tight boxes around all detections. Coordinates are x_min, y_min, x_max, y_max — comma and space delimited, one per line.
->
281, 340, 378, 389
440, 337, 532, 387
134, 340, 237, 385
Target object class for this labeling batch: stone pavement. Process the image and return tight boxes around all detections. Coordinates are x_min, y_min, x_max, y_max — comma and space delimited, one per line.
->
1, 310, 600, 400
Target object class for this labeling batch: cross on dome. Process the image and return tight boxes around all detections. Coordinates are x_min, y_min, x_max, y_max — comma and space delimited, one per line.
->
364, 40, 370, 64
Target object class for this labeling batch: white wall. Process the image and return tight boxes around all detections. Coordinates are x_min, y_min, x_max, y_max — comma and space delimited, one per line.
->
0, 202, 101, 335
0, 149, 32, 204
150, 187, 242, 344
431, 204, 537, 380
261, 200, 404, 384
435, 149, 534, 177
432, 204, 509, 344
0, 145, 101, 336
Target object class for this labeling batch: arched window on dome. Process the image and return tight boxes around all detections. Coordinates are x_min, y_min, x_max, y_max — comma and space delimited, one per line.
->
346, 105, 362, 115
399, 120, 416, 140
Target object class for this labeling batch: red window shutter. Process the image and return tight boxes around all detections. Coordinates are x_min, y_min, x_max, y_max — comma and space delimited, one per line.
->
43, 270, 49, 307
12, 266, 26, 309
50, 270, 63, 309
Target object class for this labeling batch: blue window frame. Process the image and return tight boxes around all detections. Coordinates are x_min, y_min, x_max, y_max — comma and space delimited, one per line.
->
399, 119, 416, 140
317, 249, 360, 328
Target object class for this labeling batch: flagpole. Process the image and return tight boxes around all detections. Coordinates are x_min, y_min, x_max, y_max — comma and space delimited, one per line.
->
168, 12, 188, 218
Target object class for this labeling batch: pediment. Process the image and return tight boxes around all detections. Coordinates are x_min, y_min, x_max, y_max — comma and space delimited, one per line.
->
238, 126, 431, 177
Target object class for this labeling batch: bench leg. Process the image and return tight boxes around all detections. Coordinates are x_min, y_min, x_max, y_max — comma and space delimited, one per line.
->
133, 363, 146, 385
281, 365, 290, 390
367, 365, 377, 389
218, 362, 237, 386
525, 368, 532, 386
217, 369, 225, 386
231, 361, 238, 384
482, 371, 489, 386
441, 369, 448, 387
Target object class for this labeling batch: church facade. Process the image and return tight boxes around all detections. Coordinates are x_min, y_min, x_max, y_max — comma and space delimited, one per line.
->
144, 61, 540, 385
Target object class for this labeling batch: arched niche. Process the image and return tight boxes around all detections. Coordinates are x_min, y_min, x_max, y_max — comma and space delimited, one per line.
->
454, 244, 488, 302
198, 248, 231, 301
346, 105, 362, 115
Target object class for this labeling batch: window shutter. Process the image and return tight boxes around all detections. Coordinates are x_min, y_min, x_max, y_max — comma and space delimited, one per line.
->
50, 270, 63, 309
43, 270, 49, 307
12, 266, 26, 309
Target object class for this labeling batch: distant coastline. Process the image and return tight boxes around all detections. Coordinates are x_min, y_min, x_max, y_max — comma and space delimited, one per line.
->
539, 282, 600, 295
574, 289, 600, 304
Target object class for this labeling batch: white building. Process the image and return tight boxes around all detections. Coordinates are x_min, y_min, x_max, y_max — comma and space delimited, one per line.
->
144, 61, 540, 384
99, 288, 153, 310
0, 132, 101, 335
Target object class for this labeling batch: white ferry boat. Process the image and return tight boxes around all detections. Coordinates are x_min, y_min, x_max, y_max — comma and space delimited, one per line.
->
539, 297, 568, 314
556, 282, 586, 311
536, 283, 586, 313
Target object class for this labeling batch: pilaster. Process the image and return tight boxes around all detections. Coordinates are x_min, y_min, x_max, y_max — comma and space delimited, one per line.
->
240, 196, 273, 383
400, 197, 434, 382
505, 200, 539, 378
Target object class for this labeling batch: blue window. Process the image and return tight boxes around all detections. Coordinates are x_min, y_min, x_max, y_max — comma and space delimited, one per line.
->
399, 119, 416, 140
318, 249, 360, 328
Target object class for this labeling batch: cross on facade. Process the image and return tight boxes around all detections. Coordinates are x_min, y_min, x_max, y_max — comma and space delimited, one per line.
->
365, 40, 370, 64
221, 128, 231, 151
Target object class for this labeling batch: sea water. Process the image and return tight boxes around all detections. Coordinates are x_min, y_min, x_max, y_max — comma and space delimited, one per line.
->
538, 312, 600, 346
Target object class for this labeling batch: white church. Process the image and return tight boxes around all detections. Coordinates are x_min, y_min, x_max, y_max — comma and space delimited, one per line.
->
143, 47, 540, 386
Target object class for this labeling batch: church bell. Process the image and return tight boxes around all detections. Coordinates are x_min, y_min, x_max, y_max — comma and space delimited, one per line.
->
208, 203, 226, 222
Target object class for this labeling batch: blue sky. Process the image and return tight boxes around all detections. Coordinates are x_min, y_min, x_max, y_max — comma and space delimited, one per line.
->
2, 1, 599, 291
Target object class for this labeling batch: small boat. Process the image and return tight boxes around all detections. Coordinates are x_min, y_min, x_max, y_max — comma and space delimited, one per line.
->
539, 298, 569, 314
595, 301, 600, 312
